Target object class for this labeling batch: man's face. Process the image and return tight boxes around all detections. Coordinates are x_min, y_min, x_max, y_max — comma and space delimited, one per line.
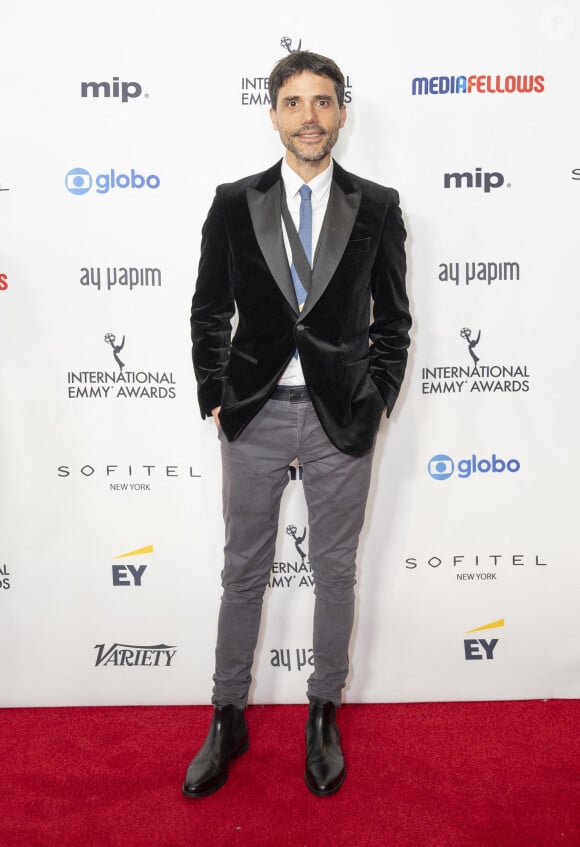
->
269, 71, 346, 171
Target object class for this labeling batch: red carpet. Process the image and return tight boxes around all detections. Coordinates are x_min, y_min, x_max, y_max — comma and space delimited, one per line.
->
2, 701, 578, 846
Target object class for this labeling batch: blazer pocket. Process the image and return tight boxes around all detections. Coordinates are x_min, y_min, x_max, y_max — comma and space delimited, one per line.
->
341, 351, 370, 367
229, 346, 258, 365
343, 237, 371, 255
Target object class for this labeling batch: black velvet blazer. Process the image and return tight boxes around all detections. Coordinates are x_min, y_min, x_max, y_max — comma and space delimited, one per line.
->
191, 159, 411, 455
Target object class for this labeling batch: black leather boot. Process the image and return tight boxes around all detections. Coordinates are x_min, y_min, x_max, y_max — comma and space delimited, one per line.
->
182, 705, 249, 798
304, 699, 346, 796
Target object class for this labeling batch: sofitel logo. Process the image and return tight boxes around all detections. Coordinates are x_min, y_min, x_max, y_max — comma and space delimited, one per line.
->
404, 553, 547, 583
66, 332, 176, 399
421, 328, 530, 395
94, 642, 177, 667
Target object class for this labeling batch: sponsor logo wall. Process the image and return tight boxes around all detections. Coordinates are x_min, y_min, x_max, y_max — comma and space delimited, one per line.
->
0, 0, 578, 706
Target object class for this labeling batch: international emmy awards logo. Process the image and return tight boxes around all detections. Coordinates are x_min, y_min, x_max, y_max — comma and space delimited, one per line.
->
286, 524, 307, 564
460, 327, 481, 365
104, 332, 125, 371
280, 36, 302, 53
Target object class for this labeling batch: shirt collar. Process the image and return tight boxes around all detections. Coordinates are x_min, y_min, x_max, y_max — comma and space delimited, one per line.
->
281, 157, 334, 202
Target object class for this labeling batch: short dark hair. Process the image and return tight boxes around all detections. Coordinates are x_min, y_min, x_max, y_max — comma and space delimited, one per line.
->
268, 51, 345, 110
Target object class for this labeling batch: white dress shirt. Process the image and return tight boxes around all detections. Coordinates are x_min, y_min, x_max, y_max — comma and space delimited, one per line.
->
278, 158, 334, 386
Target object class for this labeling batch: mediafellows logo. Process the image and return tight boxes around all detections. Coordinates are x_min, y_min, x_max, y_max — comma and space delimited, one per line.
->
81, 77, 147, 102
65, 167, 160, 195
464, 619, 504, 661
428, 453, 520, 480
0, 272, 8, 292
412, 74, 544, 95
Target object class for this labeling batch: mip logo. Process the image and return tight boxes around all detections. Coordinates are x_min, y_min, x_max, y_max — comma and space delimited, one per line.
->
444, 167, 510, 193
65, 167, 160, 195
81, 77, 147, 102
428, 453, 521, 480
464, 618, 504, 661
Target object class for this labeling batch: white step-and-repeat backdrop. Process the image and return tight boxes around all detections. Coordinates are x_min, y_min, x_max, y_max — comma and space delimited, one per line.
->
1, 0, 579, 706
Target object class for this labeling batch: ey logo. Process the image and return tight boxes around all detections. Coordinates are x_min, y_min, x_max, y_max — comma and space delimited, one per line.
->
464, 618, 504, 660
112, 544, 152, 586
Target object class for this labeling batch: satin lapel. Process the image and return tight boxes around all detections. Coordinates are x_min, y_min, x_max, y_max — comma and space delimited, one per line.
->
301, 181, 362, 319
247, 182, 299, 313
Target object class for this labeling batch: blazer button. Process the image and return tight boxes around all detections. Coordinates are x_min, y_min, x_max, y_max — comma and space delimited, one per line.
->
296, 325, 306, 332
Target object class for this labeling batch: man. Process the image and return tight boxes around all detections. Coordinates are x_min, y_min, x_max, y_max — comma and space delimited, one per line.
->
184, 50, 411, 798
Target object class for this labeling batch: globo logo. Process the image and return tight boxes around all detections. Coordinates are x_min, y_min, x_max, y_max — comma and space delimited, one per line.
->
65, 167, 160, 195
428, 453, 520, 480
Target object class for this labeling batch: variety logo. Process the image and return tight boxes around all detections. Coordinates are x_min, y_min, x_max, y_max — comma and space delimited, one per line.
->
444, 168, 509, 192
428, 453, 520, 480
438, 260, 520, 287
0, 562, 11, 590
0, 273, 8, 292
94, 642, 177, 667
412, 74, 544, 95
80, 265, 162, 292
81, 77, 148, 102
270, 524, 313, 589
112, 544, 152, 587
421, 328, 531, 395
65, 167, 160, 195
0, 181, 9, 192
66, 331, 176, 399
464, 619, 504, 661
572, 168, 580, 180
270, 647, 313, 672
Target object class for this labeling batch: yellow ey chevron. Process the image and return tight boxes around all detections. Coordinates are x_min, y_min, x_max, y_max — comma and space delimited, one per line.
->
466, 618, 504, 634
114, 544, 154, 559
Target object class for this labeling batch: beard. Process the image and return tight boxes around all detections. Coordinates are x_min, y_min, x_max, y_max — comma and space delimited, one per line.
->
283, 124, 340, 162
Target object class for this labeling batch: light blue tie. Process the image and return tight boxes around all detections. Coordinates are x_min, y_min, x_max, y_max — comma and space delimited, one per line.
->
290, 184, 312, 307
